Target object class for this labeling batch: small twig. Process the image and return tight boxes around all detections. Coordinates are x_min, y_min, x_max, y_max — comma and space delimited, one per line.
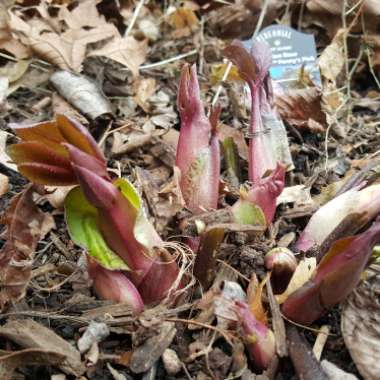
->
312, 325, 330, 361
165, 317, 236, 345
267, 280, 288, 357
124, 0, 146, 37
198, 16, 205, 75
138, 49, 198, 70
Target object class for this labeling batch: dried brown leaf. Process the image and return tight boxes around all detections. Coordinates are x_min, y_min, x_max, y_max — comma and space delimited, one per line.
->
50, 70, 112, 119
58, 0, 104, 29
342, 269, 380, 380
0, 186, 54, 310
8, 11, 116, 71
88, 36, 148, 77
0, 173, 8, 197
0, 319, 85, 376
0, 348, 65, 380
275, 87, 327, 133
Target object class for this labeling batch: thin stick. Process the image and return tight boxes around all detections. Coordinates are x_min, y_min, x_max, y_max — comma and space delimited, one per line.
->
210, 0, 270, 107
124, 0, 146, 37
140, 49, 197, 70
165, 317, 236, 345
312, 325, 330, 361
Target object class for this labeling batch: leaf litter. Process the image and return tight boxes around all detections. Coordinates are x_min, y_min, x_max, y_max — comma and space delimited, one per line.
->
0, 0, 380, 379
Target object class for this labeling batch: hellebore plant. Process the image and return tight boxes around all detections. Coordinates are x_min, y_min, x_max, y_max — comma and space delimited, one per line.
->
8, 114, 180, 313
235, 300, 275, 371
223, 40, 277, 184
175, 64, 220, 214
295, 183, 380, 253
282, 219, 380, 325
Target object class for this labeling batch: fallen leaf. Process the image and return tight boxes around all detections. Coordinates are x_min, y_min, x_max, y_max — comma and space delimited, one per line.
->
210, 63, 242, 86
275, 87, 327, 133
8, 11, 116, 72
0, 5, 30, 59
50, 70, 112, 119
0, 186, 54, 310
0, 319, 85, 376
306, 0, 380, 38
276, 185, 314, 207
88, 36, 148, 77
134, 78, 156, 113
342, 268, 380, 380
318, 29, 345, 84
0, 173, 8, 197
277, 257, 317, 304
247, 273, 268, 325
129, 321, 176, 373
0, 130, 17, 171
58, 0, 104, 29
167, 6, 199, 37
0, 348, 65, 380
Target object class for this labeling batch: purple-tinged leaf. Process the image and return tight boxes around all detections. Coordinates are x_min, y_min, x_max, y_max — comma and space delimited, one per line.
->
137, 250, 180, 305
235, 300, 275, 371
8, 114, 106, 186
282, 219, 380, 325
233, 163, 285, 226
15, 163, 77, 186
250, 41, 272, 83
223, 40, 258, 88
223, 40, 276, 183
64, 143, 109, 180
87, 258, 144, 315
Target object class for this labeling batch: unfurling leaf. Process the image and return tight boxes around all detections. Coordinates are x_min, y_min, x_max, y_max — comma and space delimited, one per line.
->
233, 163, 285, 226
282, 219, 380, 325
176, 64, 220, 213
87, 258, 144, 315
65, 187, 129, 271
0, 186, 52, 310
9, 114, 180, 309
7, 114, 105, 185
223, 40, 278, 183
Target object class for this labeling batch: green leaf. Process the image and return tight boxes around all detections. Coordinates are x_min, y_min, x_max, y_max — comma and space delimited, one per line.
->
65, 186, 129, 270
232, 200, 266, 226
114, 177, 162, 249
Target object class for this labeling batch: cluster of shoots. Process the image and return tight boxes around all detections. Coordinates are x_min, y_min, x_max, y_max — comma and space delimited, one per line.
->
7, 38, 380, 372
8, 115, 181, 314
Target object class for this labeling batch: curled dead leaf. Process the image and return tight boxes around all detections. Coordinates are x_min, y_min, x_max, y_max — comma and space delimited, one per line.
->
275, 87, 326, 133
276, 257, 316, 304
0, 319, 85, 376
88, 36, 148, 77
0, 186, 54, 311
0, 348, 65, 380
50, 70, 112, 120
342, 268, 380, 380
